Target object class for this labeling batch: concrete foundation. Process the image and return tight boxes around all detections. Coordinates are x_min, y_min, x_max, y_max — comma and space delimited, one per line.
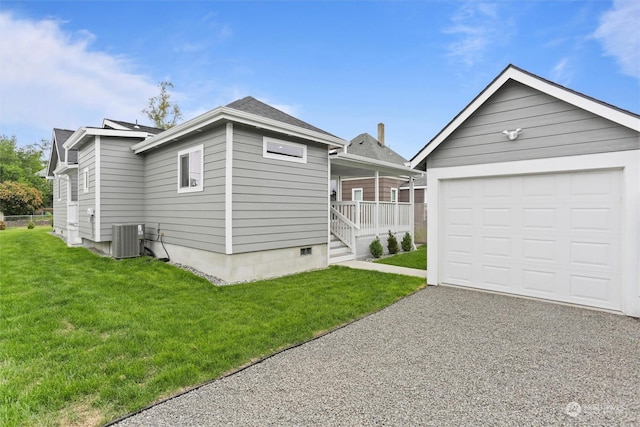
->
146, 241, 328, 283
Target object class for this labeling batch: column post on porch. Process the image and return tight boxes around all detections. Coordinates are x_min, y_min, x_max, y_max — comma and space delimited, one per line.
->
410, 177, 415, 246
337, 176, 342, 201
375, 170, 379, 237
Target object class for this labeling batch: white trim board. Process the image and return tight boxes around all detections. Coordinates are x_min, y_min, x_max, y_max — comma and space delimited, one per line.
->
225, 123, 233, 255
426, 150, 640, 317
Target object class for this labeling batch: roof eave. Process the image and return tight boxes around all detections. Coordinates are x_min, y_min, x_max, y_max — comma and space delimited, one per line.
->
132, 107, 347, 154
331, 152, 423, 177
64, 128, 150, 150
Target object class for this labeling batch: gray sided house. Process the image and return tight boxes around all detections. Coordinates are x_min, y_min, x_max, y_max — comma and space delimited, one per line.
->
48, 97, 347, 282
411, 64, 640, 316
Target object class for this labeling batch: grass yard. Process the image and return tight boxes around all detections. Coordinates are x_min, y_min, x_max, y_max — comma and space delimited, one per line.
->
0, 227, 424, 427
374, 245, 427, 270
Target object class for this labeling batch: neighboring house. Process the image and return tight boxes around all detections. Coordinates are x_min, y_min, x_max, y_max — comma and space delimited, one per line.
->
48, 97, 417, 281
339, 128, 412, 203
334, 125, 427, 245
411, 64, 640, 316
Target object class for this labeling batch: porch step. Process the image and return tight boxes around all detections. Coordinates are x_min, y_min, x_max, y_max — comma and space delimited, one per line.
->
329, 234, 355, 263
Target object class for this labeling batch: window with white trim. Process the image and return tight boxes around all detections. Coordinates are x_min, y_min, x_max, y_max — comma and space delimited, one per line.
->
263, 137, 307, 163
178, 144, 204, 193
57, 177, 62, 201
83, 167, 89, 193
391, 188, 398, 203
352, 188, 363, 201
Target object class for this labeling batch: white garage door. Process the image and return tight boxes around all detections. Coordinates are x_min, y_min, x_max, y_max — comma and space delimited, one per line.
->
441, 169, 622, 311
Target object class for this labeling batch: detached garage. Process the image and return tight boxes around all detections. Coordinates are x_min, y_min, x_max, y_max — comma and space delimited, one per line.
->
411, 65, 640, 316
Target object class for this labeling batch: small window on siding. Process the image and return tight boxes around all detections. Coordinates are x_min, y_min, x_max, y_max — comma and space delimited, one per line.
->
83, 167, 89, 193
57, 177, 62, 201
352, 188, 363, 201
177, 145, 204, 193
391, 188, 398, 203
263, 137, 307, 163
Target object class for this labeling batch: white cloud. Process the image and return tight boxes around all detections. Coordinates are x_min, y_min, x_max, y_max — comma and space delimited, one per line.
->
0, 12, 157, 143
550, 57, 574, 85
594, 0, 640, 79
443, 2, 512, 67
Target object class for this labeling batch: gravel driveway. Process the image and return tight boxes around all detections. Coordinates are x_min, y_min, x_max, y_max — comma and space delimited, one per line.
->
113, 286, 640, 426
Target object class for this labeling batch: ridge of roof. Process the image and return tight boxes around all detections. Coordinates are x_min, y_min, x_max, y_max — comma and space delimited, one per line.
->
347, 132, 408, 166
226, 96, 336, 137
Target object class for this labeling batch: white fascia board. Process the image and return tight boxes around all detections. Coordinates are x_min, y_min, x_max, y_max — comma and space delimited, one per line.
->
52, 163, 78, 176
132, 107, 347, 154
410, 65, 640, 169
64, 128, 149, 150
332, 152, 423, 177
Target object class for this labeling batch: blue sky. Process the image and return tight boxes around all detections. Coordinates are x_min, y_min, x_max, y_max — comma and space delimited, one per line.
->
1, 0, 638, 160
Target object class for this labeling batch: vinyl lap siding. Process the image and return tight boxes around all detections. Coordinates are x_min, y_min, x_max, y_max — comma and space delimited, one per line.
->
78, 144, 96, 240
144, 126, 226, 253
53, 177, 67, 231
427, 80, 640, 168
232, 126, 328, 253
99, 138, 145, 241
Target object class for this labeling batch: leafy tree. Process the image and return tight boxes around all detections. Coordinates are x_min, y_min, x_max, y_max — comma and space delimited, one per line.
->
0, 135, 52, 208
0, 181, 43, 215
142, 81, 183, 129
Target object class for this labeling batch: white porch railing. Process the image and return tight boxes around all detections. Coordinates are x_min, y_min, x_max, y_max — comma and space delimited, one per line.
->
330, 206, 357, 251
331, 201, 412, 237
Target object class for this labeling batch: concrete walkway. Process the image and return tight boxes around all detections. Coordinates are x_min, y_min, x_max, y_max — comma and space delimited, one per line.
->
337, 259, 427, 278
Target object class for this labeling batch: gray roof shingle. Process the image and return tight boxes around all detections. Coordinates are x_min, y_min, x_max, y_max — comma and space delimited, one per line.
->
226, 96, 335, 137
346, 133, 408, 166
53, 128, 75, 162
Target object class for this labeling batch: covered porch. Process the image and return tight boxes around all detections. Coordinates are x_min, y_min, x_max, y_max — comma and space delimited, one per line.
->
329, 151, 423, 262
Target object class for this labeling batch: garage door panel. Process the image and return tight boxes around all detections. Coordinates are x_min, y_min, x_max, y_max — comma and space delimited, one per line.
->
441, 170, 622, 311
446, 261, 473, 282
570, 171, 614, 198
482, 208, 511, 228
522, 269, 558, 294
522, 238, 557, 263
447, 234, 473, 255
522, 174, 557, 197
570, 275, 618, 307
482, 176, 511, 199
522, 208, 557, 231
482, 236, 511, 258
570, 208, 615, 232
481, 265, 511, 288
446, 208, 473, 227
570, 241, 612, 268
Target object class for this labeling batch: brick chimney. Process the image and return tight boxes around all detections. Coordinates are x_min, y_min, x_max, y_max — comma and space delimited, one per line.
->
377, 123, 385, 146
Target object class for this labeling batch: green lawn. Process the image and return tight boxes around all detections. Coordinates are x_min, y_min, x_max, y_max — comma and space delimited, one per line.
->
374, 245, 427, 270
0, 227, 424, 427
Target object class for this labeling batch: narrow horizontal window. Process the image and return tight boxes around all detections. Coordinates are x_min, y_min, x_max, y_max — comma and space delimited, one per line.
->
263, 137, 307, 163
177, 144, 204, 193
